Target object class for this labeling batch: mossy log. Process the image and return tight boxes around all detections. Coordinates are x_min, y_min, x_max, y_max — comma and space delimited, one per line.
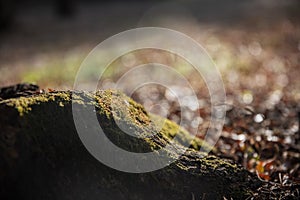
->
0, 86, 261, 199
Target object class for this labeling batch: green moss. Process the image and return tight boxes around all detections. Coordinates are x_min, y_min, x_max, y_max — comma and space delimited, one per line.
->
1, 90, 233, 169
4, 92, 73, 116
2, 90, 212, 153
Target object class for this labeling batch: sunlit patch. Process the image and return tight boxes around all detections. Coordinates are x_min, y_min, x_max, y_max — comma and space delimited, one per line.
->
239, 44, 249, 57
276, 74, 289, 88
254, 114, 264, 123
165, 88, 177, 101
147, 103, 169, 119
284, 136, 293, 144
255, 74, 267, 87
263, 57, 285, 73
206, 36, 221, 52
191, 116, 203, 128
101, 79, 116, 89
288, 123, 299, 134
227, 70, 239, 84
241, 91, 253, 104
255, 135, 262, 142
266, 90, 282, 108
182, 95, 198, 111
248, 41, 262, 56
231, 133, 246, 141
121, 53, 136, 68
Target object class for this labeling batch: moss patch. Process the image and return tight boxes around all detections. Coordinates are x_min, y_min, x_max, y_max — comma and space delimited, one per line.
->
3, 90, 210, 152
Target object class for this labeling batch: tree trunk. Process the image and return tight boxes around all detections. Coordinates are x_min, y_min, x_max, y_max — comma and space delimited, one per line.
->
0, 85, 261, 199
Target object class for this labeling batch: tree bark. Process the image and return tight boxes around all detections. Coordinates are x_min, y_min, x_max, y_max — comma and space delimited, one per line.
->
0, 86, 261, 199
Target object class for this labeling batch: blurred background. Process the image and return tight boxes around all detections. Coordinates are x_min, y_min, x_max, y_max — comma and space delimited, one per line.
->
0, 0, 300, 187
0, 0, 299, 89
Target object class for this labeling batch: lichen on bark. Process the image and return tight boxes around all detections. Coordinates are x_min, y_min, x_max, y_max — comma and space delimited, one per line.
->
0, 89, 261, 199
